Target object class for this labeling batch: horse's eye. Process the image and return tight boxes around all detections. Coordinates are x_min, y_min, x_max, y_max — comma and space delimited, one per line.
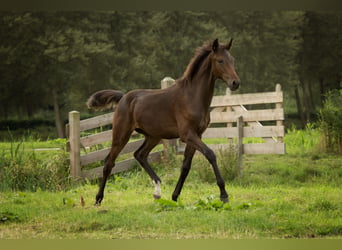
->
217, 59, 224, 64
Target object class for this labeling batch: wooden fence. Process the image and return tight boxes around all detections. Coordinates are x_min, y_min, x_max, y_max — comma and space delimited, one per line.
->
162, 77, 285, 155
67, 78, 285, 180
67, 111, 164, 180
204, 84, 285, 154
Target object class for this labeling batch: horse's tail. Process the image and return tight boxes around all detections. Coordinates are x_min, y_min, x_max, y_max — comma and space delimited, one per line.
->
87, 89, 124, 111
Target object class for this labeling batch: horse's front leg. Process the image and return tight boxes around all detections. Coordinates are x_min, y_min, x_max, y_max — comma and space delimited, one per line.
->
183, 131, 229, 203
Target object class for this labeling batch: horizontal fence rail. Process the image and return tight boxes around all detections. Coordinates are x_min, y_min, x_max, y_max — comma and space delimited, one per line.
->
209, 108, 284, 123
67, 78, 285, 180
204, 83, 285, 156
67, 110, 164, 180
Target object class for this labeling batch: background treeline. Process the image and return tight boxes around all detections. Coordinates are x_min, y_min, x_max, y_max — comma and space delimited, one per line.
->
0, 11, 341, 139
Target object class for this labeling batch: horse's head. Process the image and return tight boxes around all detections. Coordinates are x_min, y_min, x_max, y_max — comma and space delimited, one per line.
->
210, 38, 240, 91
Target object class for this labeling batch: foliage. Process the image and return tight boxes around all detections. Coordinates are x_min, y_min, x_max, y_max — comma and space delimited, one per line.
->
308, 199, 338, 212
0, 137, 71, 191
0, 12, 116, 137
284, 123, 320, 155
295, 11, 342, 126
318, 89, 342, 154
1, 11, 341, 138
154, 198, 184, 212
216, 11, 303, 93
0, 211, 20, 223
154, 195, 232, 212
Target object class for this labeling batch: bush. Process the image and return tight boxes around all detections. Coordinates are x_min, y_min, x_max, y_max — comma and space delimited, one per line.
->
0, 139, 71, 191
284, 123, 320, 155
318, 89, 342, 154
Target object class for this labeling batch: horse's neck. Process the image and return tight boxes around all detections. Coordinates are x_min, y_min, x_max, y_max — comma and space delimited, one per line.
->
190, 70, 216, 110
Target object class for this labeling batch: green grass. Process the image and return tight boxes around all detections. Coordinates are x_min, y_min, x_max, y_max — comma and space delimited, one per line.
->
0, 184, 341, 239
0, 127, 342, 239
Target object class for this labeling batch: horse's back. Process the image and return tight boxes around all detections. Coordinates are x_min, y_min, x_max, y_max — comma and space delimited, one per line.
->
117, 86, 180, 139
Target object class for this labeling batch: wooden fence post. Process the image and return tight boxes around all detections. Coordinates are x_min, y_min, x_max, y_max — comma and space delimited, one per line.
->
160, 77, 183, 153
161, 76, 175, 89
69, 111, 81, 179
237, 116, 243, 177
275, 83, 283, 143
225, 88, 234, 144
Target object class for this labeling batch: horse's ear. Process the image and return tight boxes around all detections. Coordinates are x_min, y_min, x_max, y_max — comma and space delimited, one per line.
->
225, 38, 233, 50
212, 38, 219, 52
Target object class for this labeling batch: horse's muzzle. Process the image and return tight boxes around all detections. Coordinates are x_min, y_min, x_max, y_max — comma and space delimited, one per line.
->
229, 80, 240, 91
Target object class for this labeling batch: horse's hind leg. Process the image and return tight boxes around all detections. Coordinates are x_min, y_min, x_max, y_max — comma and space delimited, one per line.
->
172, 145, 196, 201
95, 128, 132, 205
134, 136, 162, 199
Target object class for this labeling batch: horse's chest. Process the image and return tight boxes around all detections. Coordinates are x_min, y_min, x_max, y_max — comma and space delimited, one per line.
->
196, 113, 210, 134
181, 105, 210, 134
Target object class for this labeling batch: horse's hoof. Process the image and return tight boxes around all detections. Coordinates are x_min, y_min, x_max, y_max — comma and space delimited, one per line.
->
95, 194, 103, 206
153, 194, 161, 199
220, 197, 229, 203
94, 199, 102, 206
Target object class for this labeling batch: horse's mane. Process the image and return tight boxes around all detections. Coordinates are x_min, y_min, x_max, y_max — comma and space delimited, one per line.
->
181, 41, 212, 81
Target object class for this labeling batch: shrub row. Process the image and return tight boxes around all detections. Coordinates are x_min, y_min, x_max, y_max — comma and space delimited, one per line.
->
0, 119, 55, 131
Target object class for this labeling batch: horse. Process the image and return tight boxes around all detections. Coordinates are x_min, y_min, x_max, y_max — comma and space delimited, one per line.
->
87, 38, 240, 205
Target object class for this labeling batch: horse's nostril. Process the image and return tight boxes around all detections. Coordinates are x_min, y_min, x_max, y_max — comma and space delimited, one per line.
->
232, 80, 240, 88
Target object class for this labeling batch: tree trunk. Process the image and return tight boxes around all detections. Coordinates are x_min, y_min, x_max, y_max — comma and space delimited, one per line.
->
294, 85, 306, 129
52, 89, 66, 138
307, 79, 315, 112
298, 80, 310, 126
319, 77, 325, 105
26, 100, 34, 118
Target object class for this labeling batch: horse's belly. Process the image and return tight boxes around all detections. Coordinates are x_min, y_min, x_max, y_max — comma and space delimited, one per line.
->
135, 118, 179, 139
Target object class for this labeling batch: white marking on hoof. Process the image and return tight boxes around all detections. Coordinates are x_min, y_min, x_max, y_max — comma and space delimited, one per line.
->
153, 181, 161, 199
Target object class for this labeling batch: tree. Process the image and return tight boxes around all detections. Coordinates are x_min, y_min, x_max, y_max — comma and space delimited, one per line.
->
1, 11, 341, 138
296, 11, 342, 126
136, 11, 231, 91
214, 11, 303, 93
37, 12, 115, 137
0, 12, 45, 118
0, 12, 116, 137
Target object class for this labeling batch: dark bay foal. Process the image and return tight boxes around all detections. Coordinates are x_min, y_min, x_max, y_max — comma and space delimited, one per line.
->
87, 39, 240, 205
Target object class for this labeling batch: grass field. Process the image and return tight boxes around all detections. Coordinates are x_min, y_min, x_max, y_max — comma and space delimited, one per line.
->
0, 127, 342, 239
1, 183, 341, 239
